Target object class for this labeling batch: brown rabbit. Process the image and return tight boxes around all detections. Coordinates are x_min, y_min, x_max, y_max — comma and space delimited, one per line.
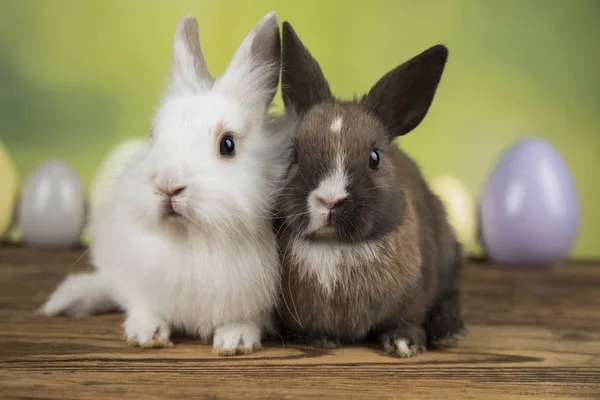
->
274, 22, 465, 357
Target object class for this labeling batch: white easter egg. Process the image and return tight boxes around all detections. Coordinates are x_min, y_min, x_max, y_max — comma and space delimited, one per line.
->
430, 174, 477, 255
81, 138, 148, 245
19, 160, 85, 249
89, 138, 148, 216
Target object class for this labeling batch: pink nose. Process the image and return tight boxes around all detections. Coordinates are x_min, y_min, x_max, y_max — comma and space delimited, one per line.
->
157, 185, 186, 198
318, 196, 346, 209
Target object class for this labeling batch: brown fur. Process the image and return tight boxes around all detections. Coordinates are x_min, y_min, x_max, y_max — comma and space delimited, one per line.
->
274, 22, 465, 356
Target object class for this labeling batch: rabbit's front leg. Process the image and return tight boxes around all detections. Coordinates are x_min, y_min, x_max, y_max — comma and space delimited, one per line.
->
378, 323, 427, 358
123, 308, 173, 348
212, 322, 262, 356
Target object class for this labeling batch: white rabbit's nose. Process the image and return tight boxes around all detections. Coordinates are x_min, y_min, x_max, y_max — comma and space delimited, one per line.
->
157, 184, 186, 198
154, 169, 186, 198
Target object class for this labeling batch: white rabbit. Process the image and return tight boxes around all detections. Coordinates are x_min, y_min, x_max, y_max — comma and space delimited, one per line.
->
42, 11, 292, 356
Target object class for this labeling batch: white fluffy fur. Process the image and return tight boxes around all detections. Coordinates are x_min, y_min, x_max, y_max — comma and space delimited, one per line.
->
305, 154, 348, 235
42, 272, 119, 317
329, 116, 343, 133
42, 11, 293, 356
169, 15, 211, 95
394, 339, 411, 357
289, 238, 384, 295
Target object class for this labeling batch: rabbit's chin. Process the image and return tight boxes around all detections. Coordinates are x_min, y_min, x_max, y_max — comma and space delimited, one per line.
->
301, 230, 357, 246
161, 212, 188, 226
156, 211, 214, 235
159, 208, 262, 240
304, 226, 336, 241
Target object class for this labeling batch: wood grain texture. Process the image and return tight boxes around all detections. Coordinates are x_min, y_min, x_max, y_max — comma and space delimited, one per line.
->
0, 247, 599, 399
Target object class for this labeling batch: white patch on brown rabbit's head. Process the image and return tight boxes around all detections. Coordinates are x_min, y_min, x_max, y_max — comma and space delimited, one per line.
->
329, 116, 343, 133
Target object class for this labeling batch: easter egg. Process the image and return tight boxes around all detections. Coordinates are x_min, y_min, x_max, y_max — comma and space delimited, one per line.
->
4, 193, 23, 243
0, 141, 18, 238
479, 138, 579, 266
19, 160, 86, 249
430, 174, 477, 256
89, 138, 148, 216
81, 138, 148, 246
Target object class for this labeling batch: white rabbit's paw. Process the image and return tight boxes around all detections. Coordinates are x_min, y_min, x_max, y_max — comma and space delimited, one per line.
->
124, 312, 173, 348
213, 323, 261, 356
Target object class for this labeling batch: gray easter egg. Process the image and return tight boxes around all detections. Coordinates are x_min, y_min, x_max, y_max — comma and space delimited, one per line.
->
19, 160, 86, 249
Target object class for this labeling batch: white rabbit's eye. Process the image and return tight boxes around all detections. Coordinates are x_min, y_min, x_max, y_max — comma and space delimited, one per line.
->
219, 135, 236, 157
369, 149, 380, 170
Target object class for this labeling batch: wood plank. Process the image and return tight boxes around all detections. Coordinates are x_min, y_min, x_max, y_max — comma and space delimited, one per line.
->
0, 247, 599, 399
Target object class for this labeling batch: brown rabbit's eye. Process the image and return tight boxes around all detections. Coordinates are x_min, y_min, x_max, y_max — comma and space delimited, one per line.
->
369, 149, 380, 170
219, 135, 236, 157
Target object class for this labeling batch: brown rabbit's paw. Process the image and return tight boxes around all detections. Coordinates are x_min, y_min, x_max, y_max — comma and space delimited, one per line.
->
429, 328, 467, 349
379, 327, 427, 358
309, 336, 341, 349
425, 291, 465, 348
384, 338, 426, 358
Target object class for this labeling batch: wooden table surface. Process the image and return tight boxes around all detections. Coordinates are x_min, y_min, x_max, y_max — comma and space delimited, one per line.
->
0, 247, 599, 399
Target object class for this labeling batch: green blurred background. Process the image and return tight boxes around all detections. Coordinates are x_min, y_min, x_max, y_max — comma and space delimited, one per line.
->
0, 0, 598, 258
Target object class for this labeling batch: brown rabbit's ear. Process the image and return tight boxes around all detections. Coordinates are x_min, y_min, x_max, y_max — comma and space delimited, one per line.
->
169, 15, 212, 94
361, 45, 448, 137
281, 22, 332, 115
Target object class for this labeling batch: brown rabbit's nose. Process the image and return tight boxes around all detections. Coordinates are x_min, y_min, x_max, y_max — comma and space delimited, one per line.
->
317, 195, 346, 210
157, 185, 186, 198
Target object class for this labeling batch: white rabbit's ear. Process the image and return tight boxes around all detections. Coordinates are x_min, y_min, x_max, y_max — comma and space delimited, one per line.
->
215, 11, 281, 110
169, 15, 211, 94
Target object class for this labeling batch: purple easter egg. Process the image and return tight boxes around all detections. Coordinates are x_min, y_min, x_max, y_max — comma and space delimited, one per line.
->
479, 138, 579, 266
